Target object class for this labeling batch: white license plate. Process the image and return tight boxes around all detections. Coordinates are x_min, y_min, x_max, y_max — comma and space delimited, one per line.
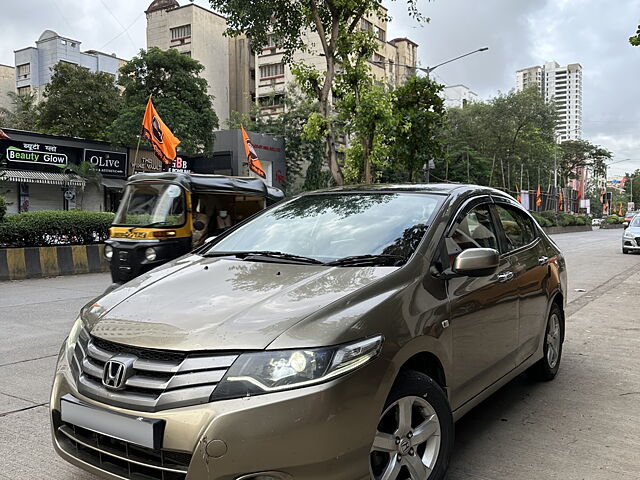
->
60, 395, 164, 449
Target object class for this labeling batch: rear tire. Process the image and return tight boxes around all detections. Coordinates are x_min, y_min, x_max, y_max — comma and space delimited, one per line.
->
369, 371, 454, 480
527, 303, 564, 381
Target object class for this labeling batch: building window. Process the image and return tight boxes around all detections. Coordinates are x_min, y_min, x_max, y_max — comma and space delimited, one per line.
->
171, 24, 191, 40
372, 53, 385, 68
360, 18, 373, 32
17, 63, 30, 79
258, 94, 285, 108
181, 51, 191, 57
376, 27, 386, 42
17, 86, 30, 96
259, 63, 284, 79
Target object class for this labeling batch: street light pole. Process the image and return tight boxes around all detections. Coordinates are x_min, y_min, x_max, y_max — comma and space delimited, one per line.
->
418, 47, 489, 79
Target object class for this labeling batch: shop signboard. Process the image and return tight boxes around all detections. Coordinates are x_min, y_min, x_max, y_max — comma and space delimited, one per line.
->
168, 156, 191, 173
1, 139, 80, 172
84, 149, 127, 178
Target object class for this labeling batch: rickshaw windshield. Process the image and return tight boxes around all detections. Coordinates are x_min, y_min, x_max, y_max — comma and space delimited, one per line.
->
113, 183, 186, 227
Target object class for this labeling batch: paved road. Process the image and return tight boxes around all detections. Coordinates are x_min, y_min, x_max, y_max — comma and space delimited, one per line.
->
0, 228, 638, 479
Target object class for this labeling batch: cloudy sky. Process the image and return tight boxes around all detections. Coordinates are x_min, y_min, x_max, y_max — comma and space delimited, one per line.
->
1, 0, 638, 175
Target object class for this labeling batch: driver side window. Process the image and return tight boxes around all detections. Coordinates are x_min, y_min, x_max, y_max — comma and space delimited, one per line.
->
446, 205, 499, 258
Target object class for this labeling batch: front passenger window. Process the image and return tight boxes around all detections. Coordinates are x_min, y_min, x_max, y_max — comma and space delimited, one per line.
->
447, 205, 498, 259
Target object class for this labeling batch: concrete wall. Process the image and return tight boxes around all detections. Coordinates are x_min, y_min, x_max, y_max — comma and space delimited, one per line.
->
0, 64, 16, 111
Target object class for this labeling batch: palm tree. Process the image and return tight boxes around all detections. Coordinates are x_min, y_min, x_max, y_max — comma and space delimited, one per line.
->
65, 161, 102, 210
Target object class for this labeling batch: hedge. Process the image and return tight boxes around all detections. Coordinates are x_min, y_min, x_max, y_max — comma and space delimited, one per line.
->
531, 210, 592, 228
0, 210, 115, 248
0, 196, 6, 222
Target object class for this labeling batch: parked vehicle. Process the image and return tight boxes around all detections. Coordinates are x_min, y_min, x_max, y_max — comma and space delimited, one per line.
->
105, 172, 284, 284
51, 184, 566, 480
622, 213, 640, 254
623, 211, 637, 223
591, 218, 603, 226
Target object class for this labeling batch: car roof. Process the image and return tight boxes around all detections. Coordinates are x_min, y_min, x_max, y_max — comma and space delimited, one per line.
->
305, 183, 511, 198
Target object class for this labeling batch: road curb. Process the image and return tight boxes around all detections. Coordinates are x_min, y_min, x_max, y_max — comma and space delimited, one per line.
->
0, 244, 108, 281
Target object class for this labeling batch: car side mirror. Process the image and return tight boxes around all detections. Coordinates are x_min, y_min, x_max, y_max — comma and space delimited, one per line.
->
194, 220, 205, 231
623, 222, 629, 229
453, 248, 500, 277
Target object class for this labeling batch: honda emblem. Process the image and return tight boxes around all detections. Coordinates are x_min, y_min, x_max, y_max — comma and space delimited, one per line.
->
102, 359, 127, 390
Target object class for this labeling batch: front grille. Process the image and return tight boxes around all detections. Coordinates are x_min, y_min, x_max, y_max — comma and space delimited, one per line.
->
636, 238, 640, 247
72, 331, 238, 412
53, 410, 191, 480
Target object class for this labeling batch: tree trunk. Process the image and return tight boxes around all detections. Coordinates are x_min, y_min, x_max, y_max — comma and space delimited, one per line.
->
362, 134, 372, 184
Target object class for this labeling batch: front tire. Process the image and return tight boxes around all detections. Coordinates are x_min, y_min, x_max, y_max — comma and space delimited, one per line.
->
527, 303, 564, 381
623, 248, 630, 254
369, 371, 454, 480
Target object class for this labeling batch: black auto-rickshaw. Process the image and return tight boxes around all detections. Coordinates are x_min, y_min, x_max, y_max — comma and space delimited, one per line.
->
105, 172, 284, 284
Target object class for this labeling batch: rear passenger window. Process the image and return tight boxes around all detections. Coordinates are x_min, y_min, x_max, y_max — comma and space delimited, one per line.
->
495, 205, 536, 251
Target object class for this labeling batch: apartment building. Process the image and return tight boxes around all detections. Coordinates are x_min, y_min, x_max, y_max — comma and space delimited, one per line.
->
516, 61, 583, 141
255, 7, 418, 117
442, 84, 478, 109
146, 0, 255, 124
13, 30, 124, 102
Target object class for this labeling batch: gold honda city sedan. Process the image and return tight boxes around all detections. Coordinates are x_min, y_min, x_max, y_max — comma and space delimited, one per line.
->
50, 184, 566, 480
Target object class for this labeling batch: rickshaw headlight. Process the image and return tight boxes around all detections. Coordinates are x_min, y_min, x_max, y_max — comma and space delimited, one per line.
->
104, 245, 113, 261
145, 247, 157, 262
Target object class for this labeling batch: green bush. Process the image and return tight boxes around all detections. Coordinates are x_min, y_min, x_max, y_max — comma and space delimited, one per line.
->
0, 210, 115, 247
557, 213, 577, 227
606, 214, 621, 225
0, 196, 6, 222
573, 215, 587, 226
531, 213, 552, 228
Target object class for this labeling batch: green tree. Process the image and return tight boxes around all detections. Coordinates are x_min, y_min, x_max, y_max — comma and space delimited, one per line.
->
441, 88, 558, 191
387, 76, 446, 182
65, 161, 102, 210
624, 170, 640, 206
227, 88, 326, 193
558, 140, 611, 187
109, 47, 218, 155
0, 91, 40, 131
630, 25, 640, 46
210, 0, 424, 185
37, 63, 122, 141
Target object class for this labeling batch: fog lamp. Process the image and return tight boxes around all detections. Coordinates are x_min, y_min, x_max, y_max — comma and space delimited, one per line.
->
144, 247, 157, 261
104, 245, 113, 261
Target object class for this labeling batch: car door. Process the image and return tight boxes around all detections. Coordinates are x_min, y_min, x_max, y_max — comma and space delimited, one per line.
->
492, 201, 549, 365
445, 199, 520, 409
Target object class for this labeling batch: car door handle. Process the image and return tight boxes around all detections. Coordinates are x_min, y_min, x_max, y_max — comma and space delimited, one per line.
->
538, 256, 549, 265
497, 271, 514, 282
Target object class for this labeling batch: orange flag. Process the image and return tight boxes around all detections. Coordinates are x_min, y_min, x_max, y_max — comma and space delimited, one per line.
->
141, 96, 180, 165
241, 124, 266, 179
515, 185, 521, 203
559, 191, 563, 211
536, 184, 542, 207
619, 203, 624, 216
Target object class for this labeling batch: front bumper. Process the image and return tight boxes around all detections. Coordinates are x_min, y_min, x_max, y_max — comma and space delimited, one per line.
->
622, 236, 640, 251
50, 349, 386, 480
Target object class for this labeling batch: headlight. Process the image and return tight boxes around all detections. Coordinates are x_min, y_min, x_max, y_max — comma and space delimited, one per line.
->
144, 247, 157, 261
104, 244, 113, 260
624, 230, 635, 238
65, 317, 86, 365
211, 336, 383, 400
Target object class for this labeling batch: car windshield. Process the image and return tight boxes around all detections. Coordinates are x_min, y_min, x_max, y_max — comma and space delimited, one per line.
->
113, 183, 186, 227
631, 215, 640, 228
205, 192, 443, 264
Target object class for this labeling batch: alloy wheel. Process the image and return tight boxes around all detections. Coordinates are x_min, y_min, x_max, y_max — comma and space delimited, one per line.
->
546, 313, 561, 369
370, 396, 441, 480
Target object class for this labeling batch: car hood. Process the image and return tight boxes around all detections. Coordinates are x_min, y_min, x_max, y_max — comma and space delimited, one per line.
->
626, 226, 640, 235
86, 255, 395, 351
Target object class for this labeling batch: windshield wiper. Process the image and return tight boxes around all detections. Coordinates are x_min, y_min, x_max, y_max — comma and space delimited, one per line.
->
128, 221, 168, 231
205, 250, 325, 265
325, 254, 405, 267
